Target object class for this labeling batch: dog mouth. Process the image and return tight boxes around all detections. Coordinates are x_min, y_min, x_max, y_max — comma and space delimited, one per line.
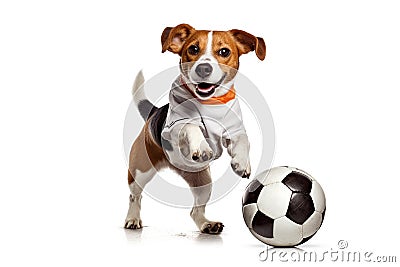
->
194, 75, 226, 98
195, 83, 216, 97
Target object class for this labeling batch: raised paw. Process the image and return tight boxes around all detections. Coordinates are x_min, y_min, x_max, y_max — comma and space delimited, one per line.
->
231, 156, 251, 178
201, 221, 224, 234
124, 218, 142, 229
190, 140, 214, 162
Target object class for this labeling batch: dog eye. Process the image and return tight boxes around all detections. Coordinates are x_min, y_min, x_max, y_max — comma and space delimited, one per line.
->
218, 48, 231, 57
188, 45, 200, 55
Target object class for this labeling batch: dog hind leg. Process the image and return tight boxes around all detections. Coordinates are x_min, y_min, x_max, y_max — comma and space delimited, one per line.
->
180, 167, 224, 234
124, 168, 156, 229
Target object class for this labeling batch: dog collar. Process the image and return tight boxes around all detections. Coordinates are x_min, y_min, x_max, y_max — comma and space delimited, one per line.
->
180, 77, 236, 105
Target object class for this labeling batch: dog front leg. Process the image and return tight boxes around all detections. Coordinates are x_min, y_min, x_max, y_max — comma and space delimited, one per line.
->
179, 124, 213, 162
225, 134, 251, 178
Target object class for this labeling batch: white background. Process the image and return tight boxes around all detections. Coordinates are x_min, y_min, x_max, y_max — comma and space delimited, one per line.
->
1, 0, 399, 266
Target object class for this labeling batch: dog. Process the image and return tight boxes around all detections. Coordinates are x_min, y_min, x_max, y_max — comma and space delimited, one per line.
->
125, 23, 266, 234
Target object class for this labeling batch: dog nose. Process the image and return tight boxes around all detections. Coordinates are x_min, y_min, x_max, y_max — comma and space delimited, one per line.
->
195, 63, 213, 78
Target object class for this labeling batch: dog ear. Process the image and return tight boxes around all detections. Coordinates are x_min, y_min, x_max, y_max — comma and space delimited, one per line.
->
229, 29, 266, 60
161, 24, 195, 54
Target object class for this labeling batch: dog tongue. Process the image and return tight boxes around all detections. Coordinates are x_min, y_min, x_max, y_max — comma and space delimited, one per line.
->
197, 83, 215, 91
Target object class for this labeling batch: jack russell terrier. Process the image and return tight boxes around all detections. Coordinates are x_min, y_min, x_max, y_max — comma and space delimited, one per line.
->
125, 23, 266, 234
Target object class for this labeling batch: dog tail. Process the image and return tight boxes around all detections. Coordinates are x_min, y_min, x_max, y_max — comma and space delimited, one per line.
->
132, 70, 157, 120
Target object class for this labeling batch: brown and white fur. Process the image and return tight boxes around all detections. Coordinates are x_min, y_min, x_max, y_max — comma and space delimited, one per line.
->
125, 24, 266, 234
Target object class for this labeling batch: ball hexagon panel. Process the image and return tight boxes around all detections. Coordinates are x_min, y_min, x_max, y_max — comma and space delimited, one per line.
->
252, 211, 274, 238
302, 211, 323, 238
282, 172, 312, 193
256, 166, 293, 186
310, 180, 326, 212
298, 210, 326, 246
286, 192, 315, 224
242, 179, 263, 206
273, 217, 303, 247
257, 183, 292, 219
242, 203, 258, 229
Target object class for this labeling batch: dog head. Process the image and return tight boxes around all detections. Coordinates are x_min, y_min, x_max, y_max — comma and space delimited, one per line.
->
161, 24, 266, 100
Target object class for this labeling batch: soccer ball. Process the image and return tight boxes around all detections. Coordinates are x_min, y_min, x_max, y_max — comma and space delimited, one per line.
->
242, 166, 326, 247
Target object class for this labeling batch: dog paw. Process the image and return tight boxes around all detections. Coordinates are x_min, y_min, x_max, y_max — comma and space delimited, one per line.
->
231, 156, 251, 178
124, 218, 142, 229
201, 221, 224, 234
190, 140, 214, 162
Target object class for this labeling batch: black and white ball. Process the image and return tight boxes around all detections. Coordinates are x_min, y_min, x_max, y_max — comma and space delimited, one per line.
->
242, 166, 326, 247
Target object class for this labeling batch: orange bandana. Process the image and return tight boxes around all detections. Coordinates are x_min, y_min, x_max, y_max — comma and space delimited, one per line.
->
180, 79, 236, 105
199, 87, 236, 105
